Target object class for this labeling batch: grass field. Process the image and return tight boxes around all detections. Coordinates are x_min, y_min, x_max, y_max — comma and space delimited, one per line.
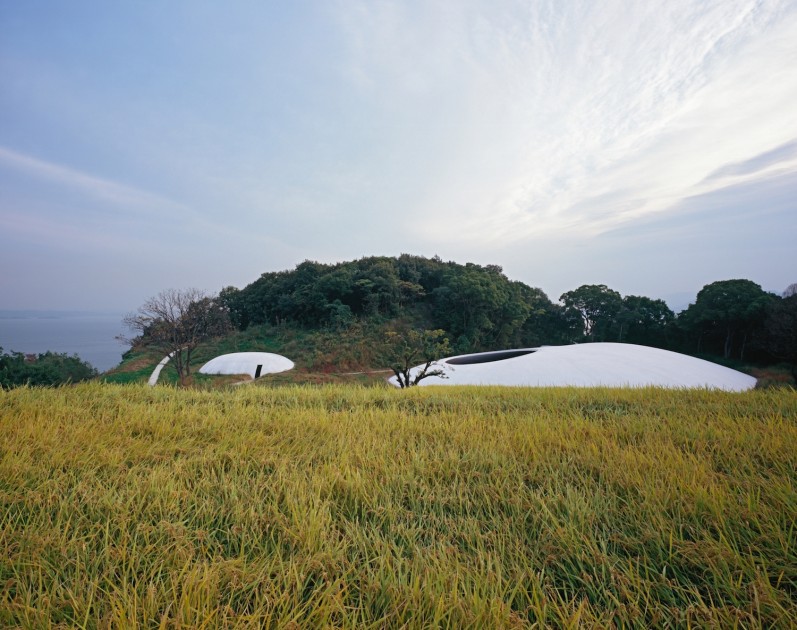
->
1, 384, 795, 627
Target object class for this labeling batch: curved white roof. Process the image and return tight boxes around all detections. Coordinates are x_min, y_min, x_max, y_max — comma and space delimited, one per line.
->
389, 343, 756, 391
199, 352, 294, 379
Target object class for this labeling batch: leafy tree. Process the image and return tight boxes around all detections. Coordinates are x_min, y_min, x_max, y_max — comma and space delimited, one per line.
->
762, 295, 797, 379
432, 263, 528, 351
617, 295, 674, 345
324, 300, 354, 330
678, 279, 775, 360
219, 286, 247, 329
559, 284, 623, 341
402, 253, 448, 295
783, 283, 797, 298
394, 254, 428, 307
514, 284, 571, 346
382, 329, 451, 388
352, 257, 401, 315
123, 288, 232, 385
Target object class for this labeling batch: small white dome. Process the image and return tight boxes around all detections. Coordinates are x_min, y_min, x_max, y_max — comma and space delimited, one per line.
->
199, 352, 294, 379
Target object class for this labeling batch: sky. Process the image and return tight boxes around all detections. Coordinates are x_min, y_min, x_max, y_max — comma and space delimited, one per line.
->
1, 0, 796, 314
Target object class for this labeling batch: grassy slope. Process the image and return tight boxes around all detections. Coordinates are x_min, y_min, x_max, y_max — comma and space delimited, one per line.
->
1, 384, 795, 627
102, 321, 402, 387
101, 318, 797, 389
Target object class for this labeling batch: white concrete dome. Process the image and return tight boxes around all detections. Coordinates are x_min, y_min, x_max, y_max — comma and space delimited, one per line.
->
389, 343, 756, 391
199, 352, 294, 379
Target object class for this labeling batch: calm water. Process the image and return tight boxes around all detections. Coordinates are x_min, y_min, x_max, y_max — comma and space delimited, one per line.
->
0, 311, 131, 373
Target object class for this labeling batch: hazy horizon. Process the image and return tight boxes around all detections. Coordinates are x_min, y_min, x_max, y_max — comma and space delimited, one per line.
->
0, 310, 128, 372
2, 1, 795, 313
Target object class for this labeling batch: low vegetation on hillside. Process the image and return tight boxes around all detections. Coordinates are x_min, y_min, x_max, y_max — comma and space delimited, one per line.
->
0, 347, 97, 389
103, 319, 398, 386
2, 384, 795, 626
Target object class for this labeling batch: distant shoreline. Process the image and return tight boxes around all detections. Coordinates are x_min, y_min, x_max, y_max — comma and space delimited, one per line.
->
0, 309, 126, 320
0, 311, 130, 372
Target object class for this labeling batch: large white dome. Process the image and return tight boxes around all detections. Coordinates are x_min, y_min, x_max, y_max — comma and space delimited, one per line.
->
199, 352, 294, 379
388, 343, 756, 391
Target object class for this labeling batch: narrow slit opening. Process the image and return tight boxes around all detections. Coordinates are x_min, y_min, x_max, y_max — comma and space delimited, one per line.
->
445, 349, 536, 365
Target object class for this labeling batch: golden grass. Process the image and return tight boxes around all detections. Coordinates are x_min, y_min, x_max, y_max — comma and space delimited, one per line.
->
1, 384, 795, 627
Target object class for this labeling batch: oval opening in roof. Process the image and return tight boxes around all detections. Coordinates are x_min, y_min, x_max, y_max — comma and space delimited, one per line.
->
445, 349, 536, 365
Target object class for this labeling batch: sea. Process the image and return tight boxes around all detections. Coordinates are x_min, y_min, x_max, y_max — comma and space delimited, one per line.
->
0, 311, 131, 373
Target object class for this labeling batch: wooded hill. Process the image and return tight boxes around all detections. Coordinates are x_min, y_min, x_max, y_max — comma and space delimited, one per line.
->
214, 255, 795, 376
219, 255, 569, 354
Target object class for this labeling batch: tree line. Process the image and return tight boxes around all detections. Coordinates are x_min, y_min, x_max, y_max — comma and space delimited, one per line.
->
217, 255, 794, 371
0, 348, 97, 388
560, 280, 796, 371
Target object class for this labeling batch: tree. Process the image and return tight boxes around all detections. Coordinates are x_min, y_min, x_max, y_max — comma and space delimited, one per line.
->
783, 283, 797, 298
617, 295, 674, 345
432, 263, 528, 351
382, 329, 451, 388
559, 284, 623, 341
515, 284, 572, 346
324, 299, 354, 330
678, 279, 775, 360
123, 288, 231, 385
762, 295, 797, 379
218, 286, 247, 329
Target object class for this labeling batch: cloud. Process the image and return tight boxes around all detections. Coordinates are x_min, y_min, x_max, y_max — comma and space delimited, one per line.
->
2, 1, 795, 309
704, 140, 797, 181
602, 171, 797, 242
334, 0, 797, 244
0, 146, 186, 212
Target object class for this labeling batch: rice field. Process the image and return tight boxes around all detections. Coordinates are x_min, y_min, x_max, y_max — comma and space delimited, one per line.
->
1, 383, 795, 627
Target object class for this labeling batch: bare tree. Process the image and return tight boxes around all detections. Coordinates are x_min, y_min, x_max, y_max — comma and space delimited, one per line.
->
122, 288, 231, 385
783, 283, 797, 298
383, 329, 451, 388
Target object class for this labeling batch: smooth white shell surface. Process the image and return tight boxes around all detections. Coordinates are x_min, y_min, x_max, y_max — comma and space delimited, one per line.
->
388, 343, 756, 391
199, 352, 294, 379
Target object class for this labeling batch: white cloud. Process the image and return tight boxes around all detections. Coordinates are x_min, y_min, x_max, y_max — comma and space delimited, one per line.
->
2, 1, 795, 308
333, 0, 797, 244
0, 145, 300, 255
0, 146, 189, 212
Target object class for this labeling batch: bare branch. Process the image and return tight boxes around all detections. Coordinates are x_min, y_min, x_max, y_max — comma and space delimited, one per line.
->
123, 288, 231, 385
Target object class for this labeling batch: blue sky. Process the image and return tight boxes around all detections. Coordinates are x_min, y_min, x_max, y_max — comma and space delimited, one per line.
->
1, 0, 796, 313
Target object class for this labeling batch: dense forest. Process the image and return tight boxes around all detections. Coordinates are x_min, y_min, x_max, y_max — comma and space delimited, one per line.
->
217, 255, 796, 374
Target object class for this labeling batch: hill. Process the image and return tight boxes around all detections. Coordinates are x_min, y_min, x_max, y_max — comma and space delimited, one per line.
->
219, 254, 572, 351
107, 255, 573, 385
